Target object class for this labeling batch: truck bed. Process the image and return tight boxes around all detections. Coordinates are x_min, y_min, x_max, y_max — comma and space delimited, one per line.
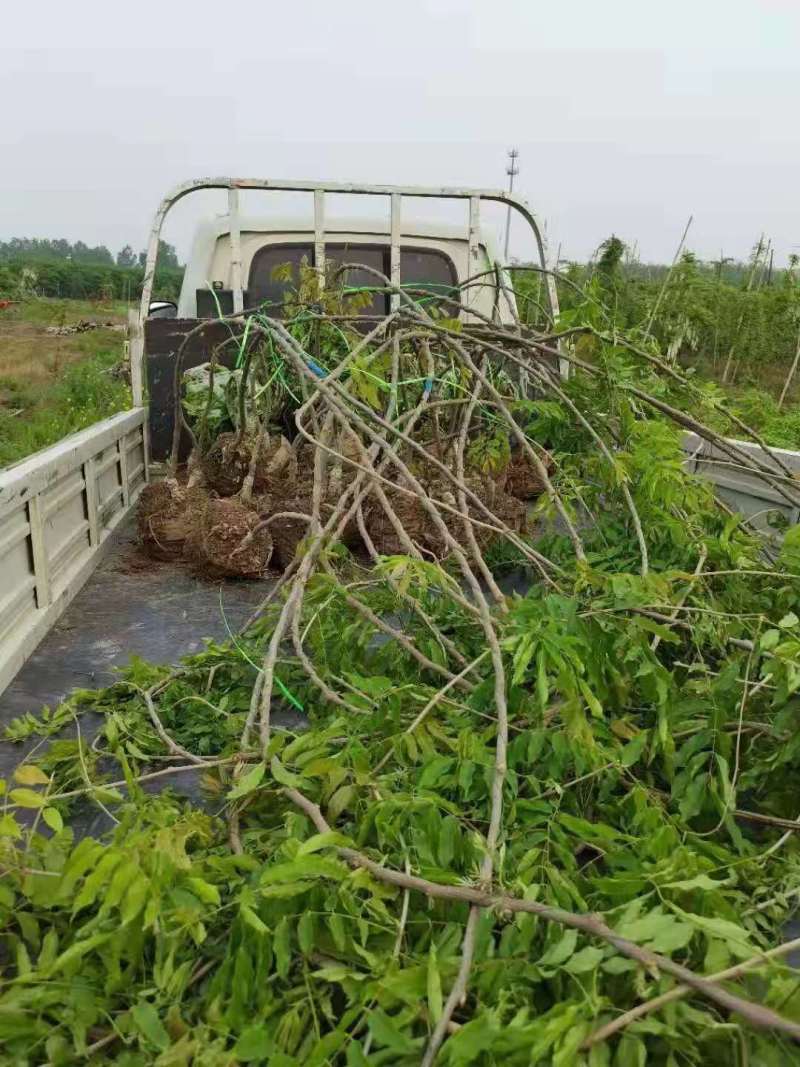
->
0, 516, 273, 785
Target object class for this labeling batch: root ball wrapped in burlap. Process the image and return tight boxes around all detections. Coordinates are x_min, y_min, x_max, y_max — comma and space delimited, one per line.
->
203, 432, 298, 498
137, 478, 190, 561
184, 496, 272, 578
504, 448, 554, 500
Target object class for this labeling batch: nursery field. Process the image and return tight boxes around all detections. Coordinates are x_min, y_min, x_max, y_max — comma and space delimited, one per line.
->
0, 298, 131, 466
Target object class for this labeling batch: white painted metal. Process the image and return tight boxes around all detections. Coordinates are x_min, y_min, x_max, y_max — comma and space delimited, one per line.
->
389, 193, 401, 314
314, 189, 326, 294
139, 176, 558, 325
228, 187, 244, 315
127, 308, 144, 407
0, 408, 147, 697
682, 434, 800, 537
181, 219, 508, 324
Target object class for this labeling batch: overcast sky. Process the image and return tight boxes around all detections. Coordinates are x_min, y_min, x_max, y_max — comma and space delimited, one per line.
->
2, 0, 798, 265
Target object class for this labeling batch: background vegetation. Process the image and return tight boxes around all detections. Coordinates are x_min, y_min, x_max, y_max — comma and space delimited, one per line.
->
514, 236, 800, 448
0, 237, 184, 302
1, 230, 800, 471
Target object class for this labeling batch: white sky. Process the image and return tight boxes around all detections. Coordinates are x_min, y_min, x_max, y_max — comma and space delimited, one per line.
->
1, 0, 798, 264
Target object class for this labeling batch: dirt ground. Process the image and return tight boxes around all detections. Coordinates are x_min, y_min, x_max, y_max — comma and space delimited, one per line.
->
0, 298, 128, 395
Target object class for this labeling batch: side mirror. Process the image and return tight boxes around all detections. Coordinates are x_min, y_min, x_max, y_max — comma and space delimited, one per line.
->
148, 300, 178, 319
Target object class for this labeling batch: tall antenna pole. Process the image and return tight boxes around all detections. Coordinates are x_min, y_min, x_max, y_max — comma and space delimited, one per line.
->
503, 147, 519, 263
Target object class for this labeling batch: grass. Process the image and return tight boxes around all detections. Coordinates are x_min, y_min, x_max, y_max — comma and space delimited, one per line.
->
0, 296, 130, 328
0, 298, 132, 468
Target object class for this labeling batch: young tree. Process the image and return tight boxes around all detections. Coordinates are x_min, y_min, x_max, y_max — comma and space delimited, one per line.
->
116, 245, 137, 268
138, 240, 181, 269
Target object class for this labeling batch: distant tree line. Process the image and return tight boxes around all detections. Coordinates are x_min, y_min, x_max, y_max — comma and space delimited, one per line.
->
0, 237, 183, 301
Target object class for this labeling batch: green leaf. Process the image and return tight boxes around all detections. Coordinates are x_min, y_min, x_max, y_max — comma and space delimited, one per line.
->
274, 915, 291, 979
761, 629, 781, 651
619, 732, 648, 767
131, 1001, 170, 1051
42, 808, 63, 833
297, 830, 348, 856
778, 612, 799, 629
9, 788, 45, 809
579, 679, 603, 718
670, 906, 756, 959
298, 911, 315, 955
427, 944, 443, 1024
0, 814, 22, 839
346, 1042, 370, 1067
13, 765, 50, 786
185, 877, 221, 906
662, 874, 729, 892
615, 1034, 646, 1067
564, 945, 604, 974
47, 933, 109, 975
121, 874, 150, 924
259, 881, 314, 899
240, 904, 269, 935
260, 856, 346, 886
330, 912, 346, 952
367, 1010, 417, 1055
437, 817, 460, 868
270, 756, 307, 789
615, 909, 693, 954
102, 859, 139, 912
327, 785, 355, 820
602, 956, 637, 975
73, 851, 123, 913
235, 1025, 274, 1061
539, 929, 577, 967
227, 761, 266, 800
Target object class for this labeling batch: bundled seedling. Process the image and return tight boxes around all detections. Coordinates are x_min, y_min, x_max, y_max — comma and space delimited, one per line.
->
4, 264, 800, 1066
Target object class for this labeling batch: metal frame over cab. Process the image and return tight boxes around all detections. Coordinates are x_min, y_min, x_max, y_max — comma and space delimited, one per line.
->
130, 176, 564, 405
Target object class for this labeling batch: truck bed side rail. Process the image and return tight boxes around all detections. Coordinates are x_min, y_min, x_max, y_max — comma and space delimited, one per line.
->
682, 433, 800, 541
0, 408, 147, 697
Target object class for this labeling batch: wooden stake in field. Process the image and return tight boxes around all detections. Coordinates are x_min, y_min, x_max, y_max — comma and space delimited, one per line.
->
721, 234, 766, 384
778, 322, 800, 410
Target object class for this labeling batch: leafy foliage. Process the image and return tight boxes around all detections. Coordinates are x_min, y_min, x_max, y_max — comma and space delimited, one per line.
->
3, 270, 800, 1066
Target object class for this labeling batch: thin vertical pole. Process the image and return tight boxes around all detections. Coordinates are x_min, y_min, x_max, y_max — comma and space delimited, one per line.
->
127, 307, 144, 408
390, 193, 401, 312
228, 186, 244, 314
314, 190, 326, 295
467, 197, 481, 320
503, 148, 519, 263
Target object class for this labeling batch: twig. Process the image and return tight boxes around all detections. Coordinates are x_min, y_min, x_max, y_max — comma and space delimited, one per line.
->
651, 545, 707, 652
135, 684, 210, 765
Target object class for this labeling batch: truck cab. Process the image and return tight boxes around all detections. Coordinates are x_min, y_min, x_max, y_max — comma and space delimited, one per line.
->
174, 215, 518, 324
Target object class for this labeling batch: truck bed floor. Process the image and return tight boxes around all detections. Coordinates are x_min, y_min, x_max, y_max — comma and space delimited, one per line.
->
0, 517, 274, 782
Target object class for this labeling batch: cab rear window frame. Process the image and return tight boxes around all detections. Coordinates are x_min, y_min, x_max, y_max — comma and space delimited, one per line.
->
245, 240, 460, 316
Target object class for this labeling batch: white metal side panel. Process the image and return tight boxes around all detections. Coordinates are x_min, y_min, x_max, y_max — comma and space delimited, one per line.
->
0, 408, 147, 697
682, 434, 800, 535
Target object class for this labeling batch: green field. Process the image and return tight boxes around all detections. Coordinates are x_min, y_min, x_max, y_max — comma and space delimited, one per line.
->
0, 298, 132, 467
514, 244, 800, 450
